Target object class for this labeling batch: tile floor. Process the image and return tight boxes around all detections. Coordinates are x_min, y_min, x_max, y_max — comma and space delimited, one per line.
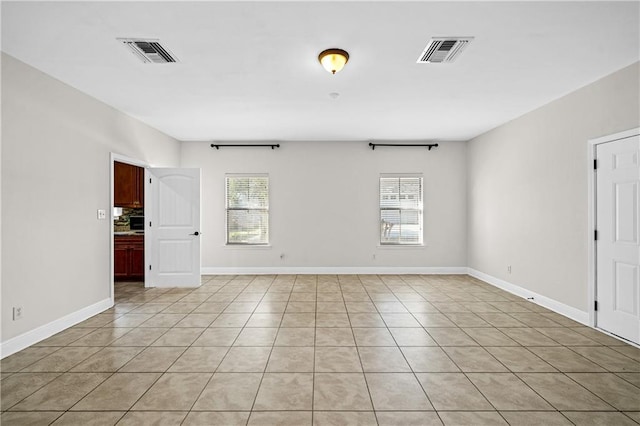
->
2, 274, 640, 425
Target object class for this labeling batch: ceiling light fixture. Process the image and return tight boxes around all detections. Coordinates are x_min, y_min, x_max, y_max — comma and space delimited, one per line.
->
318, 48, 349, 74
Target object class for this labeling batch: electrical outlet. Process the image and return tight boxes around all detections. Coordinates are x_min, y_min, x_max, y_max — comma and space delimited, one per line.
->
507, 265, 512, 274
13, 307, 23, 320
97, 209, 107, 220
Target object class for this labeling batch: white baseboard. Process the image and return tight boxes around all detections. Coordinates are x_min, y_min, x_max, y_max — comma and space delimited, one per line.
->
468, 268, 589, 325
201, 266, 468, 276
0, 297, 113, 359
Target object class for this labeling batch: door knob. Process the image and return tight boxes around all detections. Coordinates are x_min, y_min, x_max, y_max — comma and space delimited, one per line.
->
190, 231, 200, 236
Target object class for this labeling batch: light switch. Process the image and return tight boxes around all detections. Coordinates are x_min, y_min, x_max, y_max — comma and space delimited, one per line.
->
97, 209, 107, 220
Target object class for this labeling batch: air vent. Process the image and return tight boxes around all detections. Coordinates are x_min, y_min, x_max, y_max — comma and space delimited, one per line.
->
417, 37, 473, 64
118, 38, 178, 63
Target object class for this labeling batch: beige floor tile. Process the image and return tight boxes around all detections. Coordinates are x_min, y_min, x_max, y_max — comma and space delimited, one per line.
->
314, 373, 373, 410
316, 328, 356, 346
119, 346, 186, 372
132, 303, 171, 314
500, 328, 561, 346
623, 411, 640, 423
417, 372, 492, 410
139, 313, 186, 328
34, 328, 95, 347
381, 313, 421, 327
150, 327, 205, 346
69, 328, 133, 346
315, 347, 362, 372
500, 411, 572, 425
192, 302, 228, 314
528, 347, 606, 372
234, 327, 278, 346
254, 301, 288, 313
281, 313, 316, 327
402, 301, 439, 313
162, 302, 200, 314
445, 312, 490, 327
476, 312, 526, 327
358, 346, 411, 372
535, 327, 601, 346
267, 347, 314, 372
313, 411, 377, 425
10, 372, 110, 411
20, 347, 102, 372
254, 372, 313, 410
316, 313, 351, 327
182, 411, 250, 425
72, 372, 160, 410
108, 313, 154, 327
466, 372, 553, 410
570, 346, 640, 372
69, 347, 143, 372
134, 373, 211, 411
374, 301, 408, 313
562, 411, 638, 426
375, 411, 442, 425
1, 347, 61, 372
167, 346, 229, 372
247, 411, 312, 425
285, 301, 317, 313
443, 347, 508, 372
348, 313, 386, 327
246, 313, 283, 327
109, 327, 168, 346
192, 372, 262, 410
51, 411, 124, 425
352, 328, 396, 346
317, 302, 347, 313
401, 346, 460, 372
438, 411, 507, 425
290, 292, 316, 302
388, 327, 437, 346
1, 411, 63, 425
224, 301, 259, 313
174, 313, 218, 327
424, 328, 477, 346
275, 328, 316, 346
518, 372, 614, 410
462, 327, 519, 346
192, 327, 241, 346
612, 345, 640, 362
116, 411, 187, 425
617, 372, 640, 387
1, 372, 60, 410
345, 301, 378, 313
365, 372, 432, 410
567, 372, 640, 410
216, 346, 271, 372
485, 346, 556, 372
210, 313, 251, 327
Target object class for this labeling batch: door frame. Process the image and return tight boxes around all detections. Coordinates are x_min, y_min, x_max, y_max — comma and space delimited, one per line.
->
110, 153, 150, 301
587, 127, 640, 330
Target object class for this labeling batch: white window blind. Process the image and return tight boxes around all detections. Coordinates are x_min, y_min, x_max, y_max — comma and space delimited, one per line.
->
380, 175, 423, 245
225, 175, 269, 245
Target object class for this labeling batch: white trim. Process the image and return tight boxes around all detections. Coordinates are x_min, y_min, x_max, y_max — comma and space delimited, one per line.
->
0, 298, 112, 359
201, 266, 468, 275
468, 268, 589, 325
587, 127, 640, 329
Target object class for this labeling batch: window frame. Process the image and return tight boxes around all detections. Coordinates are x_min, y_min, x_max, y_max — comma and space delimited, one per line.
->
379, 173, 424, 246
225, 174, 270, 246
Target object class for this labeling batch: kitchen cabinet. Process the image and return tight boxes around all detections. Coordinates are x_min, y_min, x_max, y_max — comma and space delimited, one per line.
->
114, 161, 144, 208
114, 235, 144, 281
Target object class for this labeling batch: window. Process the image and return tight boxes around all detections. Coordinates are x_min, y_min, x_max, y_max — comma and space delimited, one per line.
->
379, 174, 423, 245
225, 175, 269, 245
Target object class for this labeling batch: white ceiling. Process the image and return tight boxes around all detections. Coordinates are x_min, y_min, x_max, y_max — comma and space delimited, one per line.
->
2, 1, 639, 142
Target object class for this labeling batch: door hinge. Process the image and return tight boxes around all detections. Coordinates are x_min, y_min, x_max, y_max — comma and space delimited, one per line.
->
593, 159, 597, 170
594, 300, 598, 311
594, 230, 598, 241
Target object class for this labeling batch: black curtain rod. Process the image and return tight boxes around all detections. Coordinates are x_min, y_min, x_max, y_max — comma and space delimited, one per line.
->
211, 144, 280, 150
369, 142, 439, 151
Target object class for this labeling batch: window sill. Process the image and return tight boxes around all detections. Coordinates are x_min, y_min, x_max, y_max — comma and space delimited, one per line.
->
224, 244, 272, 250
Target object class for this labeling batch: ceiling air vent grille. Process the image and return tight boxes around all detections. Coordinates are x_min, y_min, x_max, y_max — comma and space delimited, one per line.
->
118, 38, 178, 63
417, 37, 473, 64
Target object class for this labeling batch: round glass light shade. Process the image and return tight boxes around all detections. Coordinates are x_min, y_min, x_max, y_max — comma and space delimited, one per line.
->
318, 49, 349, 74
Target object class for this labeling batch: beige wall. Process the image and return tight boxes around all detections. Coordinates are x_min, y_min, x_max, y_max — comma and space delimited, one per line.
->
1, 54, 180, 342
467, 61, 640, 312
181, 140, 467, 271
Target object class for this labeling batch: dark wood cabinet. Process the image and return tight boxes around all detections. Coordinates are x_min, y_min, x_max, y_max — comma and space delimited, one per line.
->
114, 161, 144, 208
114, 235, 144, 281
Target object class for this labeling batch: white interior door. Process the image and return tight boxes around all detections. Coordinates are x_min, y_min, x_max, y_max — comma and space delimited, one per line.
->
146, 168, 201, 287
596, 135, 640, 344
